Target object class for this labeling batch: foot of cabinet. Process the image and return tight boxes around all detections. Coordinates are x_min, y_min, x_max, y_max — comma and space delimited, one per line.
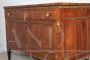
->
7, 49, 11, 60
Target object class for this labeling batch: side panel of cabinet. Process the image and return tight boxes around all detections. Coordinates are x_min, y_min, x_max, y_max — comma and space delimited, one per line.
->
59, 8, 88, 60
6, 21, 17, 49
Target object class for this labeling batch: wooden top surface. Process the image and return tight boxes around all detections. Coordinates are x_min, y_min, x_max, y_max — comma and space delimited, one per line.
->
4, 2, 90, 8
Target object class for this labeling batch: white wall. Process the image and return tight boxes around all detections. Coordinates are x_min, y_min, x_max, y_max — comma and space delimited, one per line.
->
0, 0, 7, 53
3, 0, 90, 6
0, 0, 90, 53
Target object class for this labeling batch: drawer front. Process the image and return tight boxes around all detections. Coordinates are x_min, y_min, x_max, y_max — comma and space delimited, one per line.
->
5, 8, 28, 19
60, 8, 87, 18
5, 8, 56, 21
29, 8, 56, 20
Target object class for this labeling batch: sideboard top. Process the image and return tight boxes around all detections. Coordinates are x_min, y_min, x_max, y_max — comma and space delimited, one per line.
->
4, 2, 90, 8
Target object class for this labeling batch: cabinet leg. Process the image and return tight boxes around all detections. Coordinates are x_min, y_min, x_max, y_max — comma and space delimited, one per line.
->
7, 49, 11, 60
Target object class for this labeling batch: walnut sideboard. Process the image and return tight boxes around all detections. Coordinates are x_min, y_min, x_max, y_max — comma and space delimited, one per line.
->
4, 3, 90, 60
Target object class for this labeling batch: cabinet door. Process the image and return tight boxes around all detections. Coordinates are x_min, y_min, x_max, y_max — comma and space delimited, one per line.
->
59, 8, 87, 60
27, 24, 54, 49
64, 20, 77, 60
6, 21, 28, 50
64, 20, 88, 59
27, 22, 55, 59
6, 21, 17, 49
16, 23, 28, 50
76, 20, 88, 57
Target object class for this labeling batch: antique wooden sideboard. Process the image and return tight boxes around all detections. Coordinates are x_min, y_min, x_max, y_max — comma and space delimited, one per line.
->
4, 3, 90, 60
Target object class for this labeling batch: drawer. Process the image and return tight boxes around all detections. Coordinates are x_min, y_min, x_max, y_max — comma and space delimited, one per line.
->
5, 8, 28, 19
29, 8, 56, 20
60, 8, 87, 18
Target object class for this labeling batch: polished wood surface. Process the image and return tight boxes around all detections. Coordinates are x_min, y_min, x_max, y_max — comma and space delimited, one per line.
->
4, 3, 90, 60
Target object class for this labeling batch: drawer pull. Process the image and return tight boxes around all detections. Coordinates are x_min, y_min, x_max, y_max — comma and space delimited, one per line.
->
7, 12, 11, 16
46, 12, 50, 17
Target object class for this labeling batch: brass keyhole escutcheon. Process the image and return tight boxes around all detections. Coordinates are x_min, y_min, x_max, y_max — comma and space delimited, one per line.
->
54, 20, 61, 32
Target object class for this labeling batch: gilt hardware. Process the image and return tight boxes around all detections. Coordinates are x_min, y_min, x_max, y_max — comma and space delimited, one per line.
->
62, 16, 90, 20
58, 5, 90, 8
54, 5, 90, 8
24, 5, 90, 9
55, 21, 61, 32
46, 12, 50, 17
7, 12, 11, 16
54, 18, 61, 32
24, 11, 28, 21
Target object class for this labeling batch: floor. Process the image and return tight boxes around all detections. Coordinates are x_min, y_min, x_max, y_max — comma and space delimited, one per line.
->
0, 52, 36, 60
0, 52, 89, 60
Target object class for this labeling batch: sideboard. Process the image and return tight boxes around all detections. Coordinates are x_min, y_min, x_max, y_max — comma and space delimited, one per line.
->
4, 3, 90, 60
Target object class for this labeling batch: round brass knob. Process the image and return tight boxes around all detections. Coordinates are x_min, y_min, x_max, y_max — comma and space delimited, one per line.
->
46, 12, 50, 17
7, 12, 11, 16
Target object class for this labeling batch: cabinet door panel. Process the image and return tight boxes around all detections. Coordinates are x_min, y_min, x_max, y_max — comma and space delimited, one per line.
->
6, 21, 28, 50
6, 21, 17, 49
27, 23, 54, 59
64, 20, 77, 58
27, 24, 54, 50
16, 23, 28, 50
76, 20, 88, 58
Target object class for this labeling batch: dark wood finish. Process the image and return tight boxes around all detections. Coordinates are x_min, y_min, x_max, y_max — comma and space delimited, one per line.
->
4, 3, 90, 60
7, 49, 11, 60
